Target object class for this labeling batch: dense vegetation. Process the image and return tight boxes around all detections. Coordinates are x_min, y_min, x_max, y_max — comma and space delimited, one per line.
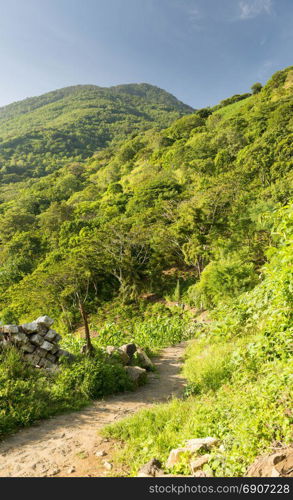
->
0, 83, 191, 184
0, 346, 133, 438
0, 67, 292, 332
104, 203, 293, 476
0, 66, 292, 469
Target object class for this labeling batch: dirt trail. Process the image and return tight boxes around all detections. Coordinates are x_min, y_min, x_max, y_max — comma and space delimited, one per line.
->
0, 343, 188, 477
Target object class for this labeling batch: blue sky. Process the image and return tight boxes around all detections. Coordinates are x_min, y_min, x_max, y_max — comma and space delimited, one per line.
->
0, 0, 292, 108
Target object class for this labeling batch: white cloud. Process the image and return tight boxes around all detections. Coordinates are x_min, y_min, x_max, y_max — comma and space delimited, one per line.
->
238, 0, 273, 20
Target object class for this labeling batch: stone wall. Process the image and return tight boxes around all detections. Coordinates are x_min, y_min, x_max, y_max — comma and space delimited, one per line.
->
0, 316, 71, 370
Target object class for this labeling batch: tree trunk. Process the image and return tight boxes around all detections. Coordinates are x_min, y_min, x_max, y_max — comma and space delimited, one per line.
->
79, 301, 94, 355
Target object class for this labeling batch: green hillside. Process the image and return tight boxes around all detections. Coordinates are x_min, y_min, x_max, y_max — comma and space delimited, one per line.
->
0, 67, 292, 473
0, 83, 192, 183
1, 66, 292, 324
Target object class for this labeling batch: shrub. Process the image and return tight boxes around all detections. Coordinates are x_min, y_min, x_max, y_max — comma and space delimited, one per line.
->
0, 346, 133, 439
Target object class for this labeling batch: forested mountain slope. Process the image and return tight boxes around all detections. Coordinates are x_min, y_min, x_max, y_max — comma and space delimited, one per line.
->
0, 83, 192, 183
0, 67, 292, 475
0, 66, 292, 329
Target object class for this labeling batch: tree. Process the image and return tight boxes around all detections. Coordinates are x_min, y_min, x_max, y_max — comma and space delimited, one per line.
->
251, 82, 263, 94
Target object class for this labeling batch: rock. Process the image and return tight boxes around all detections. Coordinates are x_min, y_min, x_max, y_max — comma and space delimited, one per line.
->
106, 346, 116, 356
103, 461, 113, 471
26, 353, 42, 366
120, 343, 137, 358
22, 322, 39, 334
247, 447, 293, 477
106, 346, 130, 365
49, 467, 60, 476
29, 333, 44, 346
0, 317, 72, 369
68, 467, 75, 474
3, 325, 19, 334
35, 316, 54, 328
20, 343, 35, 354
166, 448, 187, 468
95, 450, 107, 457
190, 454, 210, 474
39, 358, 55, 369
46, 353, 57, 363
157, 474, 191, 477
185, 437, 219, 453
12, 332, 28, 343
193, 470, 208, 477
41, 340, 55, 352
124, 365, 146, 385
136, 348, 154, 370
44, 329, 57, 341
137, 459, 163, 477
117, 348, 130, 365
35, 347, 49, 358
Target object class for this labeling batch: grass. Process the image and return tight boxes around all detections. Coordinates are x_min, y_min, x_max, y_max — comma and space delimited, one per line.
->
0, 346, 133, 439
214, 95, 254, 118
61, 310, 196, 355
103, 344, 292, 477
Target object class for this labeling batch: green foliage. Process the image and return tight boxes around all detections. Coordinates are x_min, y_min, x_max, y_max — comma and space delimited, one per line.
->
0, 67, 292, 462
61, 308, 193, 355
104, 361, 291, 477
103, 204, 293, 476
251, 82, 263, 94
0, 346, 133, 439
0, 84, 192, 184
187, 256, 258, 309
0, 66, 292, 328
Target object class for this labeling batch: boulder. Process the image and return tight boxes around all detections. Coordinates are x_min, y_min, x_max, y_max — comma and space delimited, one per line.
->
190, 455, 210, 474
20, 343, 35, 354
117, 348, 130, 365
38, 358, 55, 370
44, 329, 57, 341
35, 347, 49, 358
26, 353, 42, 366
166, 448, 187, 468
124, 365, 146, 385
247, 447, 293, 477
46, 353, 57, 363
30, 333, 45, 346
106, 346, 130, 365
12, 332, 28, 343
193, 470, 209, 477
185, 437, 219, 453
120, 343, 137, 358
3, 325, 19, 334
35, 316, 54, 328
41, 340, 55, 352
137, 459, 164, 477
22, 322, 39, 334
136, 347, 154, 370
